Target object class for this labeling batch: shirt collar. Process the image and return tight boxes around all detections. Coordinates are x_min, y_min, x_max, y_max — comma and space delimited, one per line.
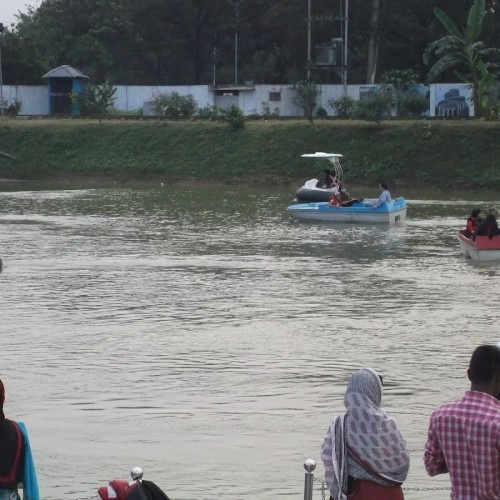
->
465, 390, 500, 404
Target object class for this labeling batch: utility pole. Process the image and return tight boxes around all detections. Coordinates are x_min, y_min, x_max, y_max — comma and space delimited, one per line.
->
307, 0, 311, 80
226, 0, 240, 85
343, 0, 349, 96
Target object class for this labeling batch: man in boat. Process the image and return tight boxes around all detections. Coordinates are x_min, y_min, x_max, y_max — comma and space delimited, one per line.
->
370, 183, 392, 209
316, 169, 337, 189
423, 344, 500, 499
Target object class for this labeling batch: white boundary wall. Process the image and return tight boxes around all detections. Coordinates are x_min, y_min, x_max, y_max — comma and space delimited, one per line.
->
0, 83, 473, 117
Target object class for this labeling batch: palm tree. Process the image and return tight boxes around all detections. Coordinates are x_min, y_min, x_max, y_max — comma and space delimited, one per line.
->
423, 0, 500, 117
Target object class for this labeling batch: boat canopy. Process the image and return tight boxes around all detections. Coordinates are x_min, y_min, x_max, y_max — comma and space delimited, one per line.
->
301, 152, 343, 179
301, 152, 343, 159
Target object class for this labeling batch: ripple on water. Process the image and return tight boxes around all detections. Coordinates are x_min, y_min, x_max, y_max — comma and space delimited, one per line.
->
0, 187, 498, 500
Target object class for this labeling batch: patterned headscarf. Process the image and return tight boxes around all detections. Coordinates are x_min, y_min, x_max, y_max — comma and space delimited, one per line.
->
325, 369, 409, 500
344, 368, 409, 475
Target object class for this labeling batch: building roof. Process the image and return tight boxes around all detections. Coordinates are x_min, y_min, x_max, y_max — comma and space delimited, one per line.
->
43, 65, 90, 79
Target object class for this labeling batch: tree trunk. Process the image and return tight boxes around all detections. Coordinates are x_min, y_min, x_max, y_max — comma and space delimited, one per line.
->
366, 0, 381, 84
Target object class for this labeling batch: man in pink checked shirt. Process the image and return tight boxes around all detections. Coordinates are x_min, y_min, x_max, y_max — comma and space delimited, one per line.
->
424, 344, 500, 499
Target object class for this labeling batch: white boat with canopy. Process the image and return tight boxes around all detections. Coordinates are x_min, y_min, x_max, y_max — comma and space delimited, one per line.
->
295, 152, 344, 202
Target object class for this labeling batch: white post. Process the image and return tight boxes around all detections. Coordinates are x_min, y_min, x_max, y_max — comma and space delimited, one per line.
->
303, 458, 316, 500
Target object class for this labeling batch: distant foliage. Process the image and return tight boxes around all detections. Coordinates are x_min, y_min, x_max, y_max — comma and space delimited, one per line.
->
0, 98, 22, 117
71, 81, 117, 116
400, 92, 429, 117
328, 95, 357, 118
217, 105, 246, 129
151, 92, 197, 119
315, 106, 328, 118
355, 92, 393, 123
197, 104, 221, 121
261, 101, 280, 118
380, 69, 419, 89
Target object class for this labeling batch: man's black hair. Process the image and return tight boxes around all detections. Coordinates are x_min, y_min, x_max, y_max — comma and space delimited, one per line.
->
468, 344, 500, 384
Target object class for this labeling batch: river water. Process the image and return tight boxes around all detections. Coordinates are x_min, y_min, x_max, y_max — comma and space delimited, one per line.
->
0, 182, 499, 500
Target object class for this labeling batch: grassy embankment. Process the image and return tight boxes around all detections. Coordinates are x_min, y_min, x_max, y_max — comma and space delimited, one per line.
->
0, 118, 498, 189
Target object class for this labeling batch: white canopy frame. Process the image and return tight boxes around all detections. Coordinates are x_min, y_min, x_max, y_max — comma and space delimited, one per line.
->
301, 152, 344, 180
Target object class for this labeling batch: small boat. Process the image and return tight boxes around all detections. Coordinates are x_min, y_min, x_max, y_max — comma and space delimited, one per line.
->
287, 198, 407, 224
295, 152, 344, 202
457, 229, 500, 261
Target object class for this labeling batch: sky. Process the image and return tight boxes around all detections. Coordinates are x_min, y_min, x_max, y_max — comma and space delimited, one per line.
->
1, 0, 41, 27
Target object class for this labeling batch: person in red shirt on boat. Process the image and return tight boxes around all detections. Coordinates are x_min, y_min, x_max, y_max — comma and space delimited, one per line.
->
465, 208, 482, 237
424, 344, 500, 500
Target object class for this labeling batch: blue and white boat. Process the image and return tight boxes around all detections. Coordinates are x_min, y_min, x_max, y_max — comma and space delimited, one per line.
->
287, 197, 407, 224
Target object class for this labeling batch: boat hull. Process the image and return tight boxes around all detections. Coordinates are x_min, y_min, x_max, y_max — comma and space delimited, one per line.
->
287, 198, 407, 224
295, 187, 337, 202
457, 230, 500, 261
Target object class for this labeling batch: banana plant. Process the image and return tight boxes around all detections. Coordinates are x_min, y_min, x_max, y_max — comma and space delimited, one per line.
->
423, 0, 500, 117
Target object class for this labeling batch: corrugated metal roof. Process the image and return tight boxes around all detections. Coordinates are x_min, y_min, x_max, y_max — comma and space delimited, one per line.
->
43, 65, 90, 79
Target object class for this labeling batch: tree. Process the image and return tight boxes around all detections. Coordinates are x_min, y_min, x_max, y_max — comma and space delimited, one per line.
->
366, 0, 381, 84
292, 80, 319, 123
380, 69, 419, 116
423, 0, 500, 117
71, 81, 117, 118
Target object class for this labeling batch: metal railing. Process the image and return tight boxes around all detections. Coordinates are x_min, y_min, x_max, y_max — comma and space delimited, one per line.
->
303, 458, 451, 500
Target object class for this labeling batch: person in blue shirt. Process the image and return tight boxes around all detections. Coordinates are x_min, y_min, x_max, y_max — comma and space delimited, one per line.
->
371, 182, 392, 209
0, 379, 39, 500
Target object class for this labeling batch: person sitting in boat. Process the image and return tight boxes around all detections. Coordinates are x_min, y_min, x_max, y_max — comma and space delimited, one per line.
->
476, 207, 500, 239
465, 208, 482, 237
370, 182, 392, 209
316, 169, 337, 189
338, 185, 363, 207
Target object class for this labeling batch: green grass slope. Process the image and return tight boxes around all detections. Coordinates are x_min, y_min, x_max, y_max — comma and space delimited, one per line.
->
0, 119, 498, 188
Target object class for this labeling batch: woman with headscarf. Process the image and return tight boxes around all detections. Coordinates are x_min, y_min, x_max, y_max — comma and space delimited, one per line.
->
320, 368, 410, 500
466, 208, 482, 237
0, 379, 39, 500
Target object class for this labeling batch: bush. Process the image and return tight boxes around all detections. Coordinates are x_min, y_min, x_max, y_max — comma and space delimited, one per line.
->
328, 95, 357, 118
292, 80, 320, 123
1, 98, 22, 117
316, 107, 328, 118
218, 104, 246, 129
197, 104, 220, 121
355, 92, 393, 123
151, 92, 197, 119
71, 81, 117, 116
400, 92, 429, 117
